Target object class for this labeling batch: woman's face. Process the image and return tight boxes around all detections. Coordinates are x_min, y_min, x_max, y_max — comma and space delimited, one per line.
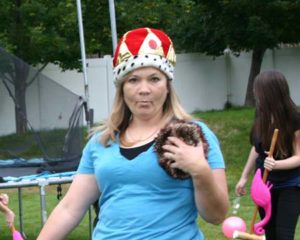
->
123, 67, 169, 120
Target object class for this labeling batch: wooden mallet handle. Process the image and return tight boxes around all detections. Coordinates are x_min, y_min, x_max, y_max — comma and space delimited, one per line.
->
233, 230, 266, 240
262, 129, 279, 182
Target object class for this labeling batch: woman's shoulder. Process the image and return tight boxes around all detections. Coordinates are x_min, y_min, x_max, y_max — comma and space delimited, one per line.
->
88, 131, 102, 142
191, 120, 220, 142
192, 120, 211, 132
84, 131, 104, 149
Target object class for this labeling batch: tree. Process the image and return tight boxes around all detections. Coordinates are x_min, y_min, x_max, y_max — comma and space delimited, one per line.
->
0, 0, 112, 134
0, 1, 78, 134
115, 0, 180, 37
0, 0, 193, 135
172, 0, 300, 106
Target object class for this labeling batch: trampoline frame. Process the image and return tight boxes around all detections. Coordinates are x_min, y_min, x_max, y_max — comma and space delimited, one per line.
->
0, 175, 93, 239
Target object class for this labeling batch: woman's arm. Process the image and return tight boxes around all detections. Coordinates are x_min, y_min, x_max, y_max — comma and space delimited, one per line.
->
235, 146, 258, 196
192, 167, 229, 224
0, 198, 15, 228
37, 174, 100, 240
264, 130, 300, 171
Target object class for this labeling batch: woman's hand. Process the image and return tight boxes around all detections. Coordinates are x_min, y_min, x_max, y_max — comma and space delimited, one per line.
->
264, 156, 276, 171
162, 136, 208, 177
235, 177, 248, 196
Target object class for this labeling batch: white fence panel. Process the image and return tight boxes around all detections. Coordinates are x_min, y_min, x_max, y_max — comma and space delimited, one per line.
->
1, 47, 300, 136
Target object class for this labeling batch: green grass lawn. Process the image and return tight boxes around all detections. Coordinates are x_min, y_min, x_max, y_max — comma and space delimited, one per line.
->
0, 107, 299, 239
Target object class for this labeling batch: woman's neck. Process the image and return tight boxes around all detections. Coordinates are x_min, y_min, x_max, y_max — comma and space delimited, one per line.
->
120, 114, 167, 147
131, 111, 166, 127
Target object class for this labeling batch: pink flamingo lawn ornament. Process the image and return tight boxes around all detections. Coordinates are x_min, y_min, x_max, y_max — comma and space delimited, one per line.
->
10, 225, 24, 240
249, 129, 278, 236
250, 169, 273, 235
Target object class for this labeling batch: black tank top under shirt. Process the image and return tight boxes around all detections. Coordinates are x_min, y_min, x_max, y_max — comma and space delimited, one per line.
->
120, 140, 154, 160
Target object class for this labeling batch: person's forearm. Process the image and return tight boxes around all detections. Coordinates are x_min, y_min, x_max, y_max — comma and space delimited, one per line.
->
273, 155, 300, 170
0, 202, 15, 227
37, 174, 100, 239
192, 167, 229, 224
240, 163, 254, 180
240, 147, 257, 179
37, 201, 87, 240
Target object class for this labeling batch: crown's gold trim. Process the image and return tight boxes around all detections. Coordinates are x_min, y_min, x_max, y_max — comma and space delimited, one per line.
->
115, 28, 176, 67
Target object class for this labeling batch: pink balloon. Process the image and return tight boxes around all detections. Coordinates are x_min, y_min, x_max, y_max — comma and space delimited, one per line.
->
222, 216, 247, 238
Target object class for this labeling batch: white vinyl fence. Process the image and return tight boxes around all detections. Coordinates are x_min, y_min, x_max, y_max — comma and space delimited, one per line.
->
1, 47, 300, 136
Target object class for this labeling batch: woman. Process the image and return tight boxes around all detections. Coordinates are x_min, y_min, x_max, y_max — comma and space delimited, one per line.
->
37, 27, 229, 240
235, 70, 300, 240
0, 193, 15, 228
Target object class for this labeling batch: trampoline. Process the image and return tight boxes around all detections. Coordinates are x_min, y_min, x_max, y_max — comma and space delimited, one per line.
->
0, 171, 75, 233
0, 171, 95, 239
0, 46, 92, 238
0, 2, 96, 238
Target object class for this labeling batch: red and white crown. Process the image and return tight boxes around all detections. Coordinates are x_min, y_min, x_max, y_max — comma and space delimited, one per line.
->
113, 27, 176, 85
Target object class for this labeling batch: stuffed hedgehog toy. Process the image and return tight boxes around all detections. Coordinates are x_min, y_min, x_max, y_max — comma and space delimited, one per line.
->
154, 119, 209, 179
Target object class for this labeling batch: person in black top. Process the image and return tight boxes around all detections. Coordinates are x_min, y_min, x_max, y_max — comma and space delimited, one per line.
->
235, 70, 300, 240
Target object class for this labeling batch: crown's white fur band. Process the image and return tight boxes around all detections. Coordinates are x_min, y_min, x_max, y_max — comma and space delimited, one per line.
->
113, 54, 174, 86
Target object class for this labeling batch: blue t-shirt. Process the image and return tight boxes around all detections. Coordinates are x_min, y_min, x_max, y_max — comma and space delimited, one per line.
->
77, 121, 225, 240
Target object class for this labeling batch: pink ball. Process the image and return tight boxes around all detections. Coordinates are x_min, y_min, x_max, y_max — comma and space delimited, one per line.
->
222, 216, 247, 238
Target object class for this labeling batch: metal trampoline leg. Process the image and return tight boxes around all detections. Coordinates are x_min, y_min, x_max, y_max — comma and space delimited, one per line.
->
38, 180, 49, 226
88, 206, 93, 240
18, 187, 25, 237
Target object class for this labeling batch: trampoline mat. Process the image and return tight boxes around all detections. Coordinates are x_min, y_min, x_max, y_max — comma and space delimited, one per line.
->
0, 167, 39, 178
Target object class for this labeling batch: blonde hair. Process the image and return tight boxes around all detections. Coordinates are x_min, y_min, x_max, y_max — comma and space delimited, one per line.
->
91, 81, 193, 147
